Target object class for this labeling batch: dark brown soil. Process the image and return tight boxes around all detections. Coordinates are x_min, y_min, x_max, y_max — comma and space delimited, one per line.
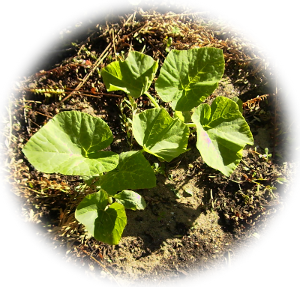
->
2, 5, 294, 286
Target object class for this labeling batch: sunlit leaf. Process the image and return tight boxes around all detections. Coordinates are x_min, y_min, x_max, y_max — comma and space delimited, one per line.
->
192, 96, 254, 176
96, 151, 156, 195
155, 47, 225, 111
22, 111, 119, 176
101, 51, 159, 98
133, 108, 189, 162
75, 189, 127, 245
114, 190, 146, 210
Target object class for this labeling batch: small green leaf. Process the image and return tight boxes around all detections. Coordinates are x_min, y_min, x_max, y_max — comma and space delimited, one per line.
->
75, 189, 127, 245
101, 51, 159, 98
155, 47, 225, 111
232, 96, 243, 113
22, 111, 119, 176
152, 161, 166, 175
191, 96, 254, 176
96, 151, 156, 195
114, 190, 146, 210
133, 108, 189, 162
165, 37, 173, 52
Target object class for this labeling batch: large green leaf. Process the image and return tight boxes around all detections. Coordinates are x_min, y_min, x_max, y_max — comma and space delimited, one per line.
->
101, 51, 159, 98
191, 96, 254, 176
133, 108, 189, 162
95, 151, 156, 195
22, 111, 119, 176
114, 190, 146, 210
75, 189, 127, 245
155, 47, 225, 111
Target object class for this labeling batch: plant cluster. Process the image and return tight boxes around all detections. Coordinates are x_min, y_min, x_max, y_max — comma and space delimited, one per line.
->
22, 47, 253, 245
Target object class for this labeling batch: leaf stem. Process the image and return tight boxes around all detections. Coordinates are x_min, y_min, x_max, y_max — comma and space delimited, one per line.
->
144, 91, 159, 108
185, 123, 196, 128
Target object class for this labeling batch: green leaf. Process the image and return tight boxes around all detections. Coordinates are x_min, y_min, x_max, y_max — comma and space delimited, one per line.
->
114, 190, 146, 210
155, 47, 225, 111
96, 151, 156, 195
232, 96, 243, 113
174, 111, 192, 123
75, 189, 127, 245
22, 111, 119, 176
133, 108, 189, 162
191, 96, 254, 176
101, 51, 159, 98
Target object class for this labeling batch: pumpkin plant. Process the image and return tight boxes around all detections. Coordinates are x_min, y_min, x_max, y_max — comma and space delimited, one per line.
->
22, 47, 253, 245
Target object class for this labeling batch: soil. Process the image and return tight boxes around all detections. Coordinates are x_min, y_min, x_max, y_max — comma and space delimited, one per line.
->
2, 4, 294, 286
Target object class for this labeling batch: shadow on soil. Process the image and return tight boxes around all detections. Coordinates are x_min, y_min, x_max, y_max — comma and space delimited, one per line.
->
118, 148, 226, 252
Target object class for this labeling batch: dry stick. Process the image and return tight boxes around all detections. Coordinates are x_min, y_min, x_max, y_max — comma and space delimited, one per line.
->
164, 11, 210, 19
156, 276, 165, 286
27, 47, 75, 54
18, 87, 122, 98
64, 88, 122, 98
61, 12, 136, 103
227, 250, 231, 267
112, 28, 116, 57
272, 59, 278, 158
142, 12, 208, 18
5, 102, 12, 148
61, 43, 112, 102
81, 249, 122, 287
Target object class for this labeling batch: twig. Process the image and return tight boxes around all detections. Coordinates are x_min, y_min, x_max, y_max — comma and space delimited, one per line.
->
27, 47, 75, 54
61, 13, 137, 103
64, 88, 122, 98
82, 249, 122, 287
61, 43, 112, 102
164, 11, 210, 19
35, 111, 53, 118
272, 59, 278, 158
227, 250, 231, 267
157, 276, 165, 286
76, 92, 122, 99
17, 87, 122, 98
112, 28, 116, 58
225, 249, 234, 272
210, 189, 214, 208
141, 12, 208, 18
5, 103, 12, 148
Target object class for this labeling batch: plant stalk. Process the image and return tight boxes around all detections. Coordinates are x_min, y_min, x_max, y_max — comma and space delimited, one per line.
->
145, 91, 159, 108
185, 123, 196, 128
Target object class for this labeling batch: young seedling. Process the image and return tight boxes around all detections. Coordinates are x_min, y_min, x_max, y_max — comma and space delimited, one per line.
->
22, 112, 156, 244
260, 147, 272, 161
22, 47, 254, 245
152, 162, 166, 176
